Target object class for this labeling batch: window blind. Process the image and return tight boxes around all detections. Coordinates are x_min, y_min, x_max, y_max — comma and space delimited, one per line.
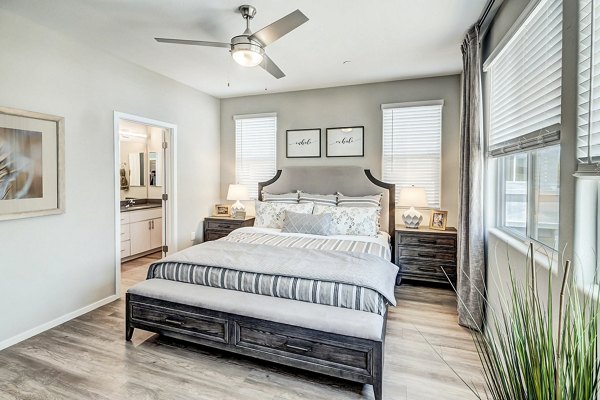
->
578, 0, 600, 176
234, 114, 277, 199
485, 0, 562, 154
382, 101, 442, 208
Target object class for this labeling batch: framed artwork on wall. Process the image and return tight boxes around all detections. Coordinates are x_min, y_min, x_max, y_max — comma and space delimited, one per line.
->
326, 126, 364, 157
286, 129, 321, 158
0, 107, 65, 221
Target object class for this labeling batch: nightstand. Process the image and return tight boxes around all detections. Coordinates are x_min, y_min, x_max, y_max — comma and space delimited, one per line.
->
394, 225, 457, 286
203, 216, 255, 242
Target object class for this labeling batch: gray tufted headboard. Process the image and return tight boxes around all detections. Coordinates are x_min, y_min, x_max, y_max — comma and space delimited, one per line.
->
258, 166, 395, 235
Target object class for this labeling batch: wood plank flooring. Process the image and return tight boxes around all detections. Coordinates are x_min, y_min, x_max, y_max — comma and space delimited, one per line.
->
0, 255, 484, 400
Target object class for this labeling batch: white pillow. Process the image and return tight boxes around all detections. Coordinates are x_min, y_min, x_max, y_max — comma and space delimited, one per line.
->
337, 192, 382, 207
254, 201, 314, 229
313, 204, 380, 236
262, 191, 299, 204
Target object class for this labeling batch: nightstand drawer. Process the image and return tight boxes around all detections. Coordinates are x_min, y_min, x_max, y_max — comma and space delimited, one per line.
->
399, 263, 456, 284
205, 231, 230, 241
397, 248, 455, 262
398, 234, 456, 248
206, 220, 241, 230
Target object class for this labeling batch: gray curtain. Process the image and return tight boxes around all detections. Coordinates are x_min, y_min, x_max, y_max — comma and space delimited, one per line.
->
457, 25, 486, 330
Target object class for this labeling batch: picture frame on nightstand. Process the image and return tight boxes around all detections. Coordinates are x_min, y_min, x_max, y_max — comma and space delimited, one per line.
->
429, 210, 448, 231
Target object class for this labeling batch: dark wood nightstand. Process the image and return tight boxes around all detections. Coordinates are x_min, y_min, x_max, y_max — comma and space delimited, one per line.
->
203, 216, 255, 242
394, 225, 457, 286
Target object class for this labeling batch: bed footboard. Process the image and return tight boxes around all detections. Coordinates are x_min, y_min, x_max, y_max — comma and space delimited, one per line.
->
126, 293, 385, 400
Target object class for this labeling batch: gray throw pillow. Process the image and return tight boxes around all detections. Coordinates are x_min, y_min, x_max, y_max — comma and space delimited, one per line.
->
282, 210, 332, 236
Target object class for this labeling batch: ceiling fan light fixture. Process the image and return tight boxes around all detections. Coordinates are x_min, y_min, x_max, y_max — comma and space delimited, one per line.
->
231, 40, 264, 67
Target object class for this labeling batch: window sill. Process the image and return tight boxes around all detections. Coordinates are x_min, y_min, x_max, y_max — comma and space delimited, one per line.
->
488, 228, 560, 275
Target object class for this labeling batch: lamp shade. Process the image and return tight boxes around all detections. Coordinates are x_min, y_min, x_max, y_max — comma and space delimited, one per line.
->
227, 184, 249, 201
398, 187, 428, 208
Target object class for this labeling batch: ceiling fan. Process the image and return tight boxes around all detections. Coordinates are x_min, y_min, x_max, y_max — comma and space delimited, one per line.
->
155, 5, 309, 79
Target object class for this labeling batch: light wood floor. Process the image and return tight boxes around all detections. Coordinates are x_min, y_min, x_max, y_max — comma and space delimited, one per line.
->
0, 255, 484, 400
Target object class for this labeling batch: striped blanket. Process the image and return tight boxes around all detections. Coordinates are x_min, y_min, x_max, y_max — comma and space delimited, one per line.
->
148, 230, 397, 315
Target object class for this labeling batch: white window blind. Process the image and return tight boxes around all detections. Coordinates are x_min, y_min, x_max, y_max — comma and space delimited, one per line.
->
485, 0, 562, 152
578, 0, 600, 175
382, 101, 442, 209
234, 113, 277, 199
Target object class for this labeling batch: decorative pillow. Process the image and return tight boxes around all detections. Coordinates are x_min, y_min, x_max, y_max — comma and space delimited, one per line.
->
282, 211, 332, 236
337, 192, 383, 207
254, 201, 314, 229
298, 191, 337, 206
313, 204, 380, 236
262, 191, 299, 204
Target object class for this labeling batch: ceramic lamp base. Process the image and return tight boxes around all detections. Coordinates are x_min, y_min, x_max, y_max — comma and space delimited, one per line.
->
231, 200, 246, 219
402, 207, 423, 229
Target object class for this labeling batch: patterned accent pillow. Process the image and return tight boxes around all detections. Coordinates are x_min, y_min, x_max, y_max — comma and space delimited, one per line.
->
337, 192, 383, 207
282, 211, 332, 236
313, 204, 380, 236
254, 201, 314, 229
262, 191, 299, 204
298, 191, 337, 206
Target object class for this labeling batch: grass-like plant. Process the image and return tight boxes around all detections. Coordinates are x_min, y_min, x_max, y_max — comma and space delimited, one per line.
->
426, 243, 600, 399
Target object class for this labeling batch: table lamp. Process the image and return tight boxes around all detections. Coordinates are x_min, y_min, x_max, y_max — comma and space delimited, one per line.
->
227, 184, 249, 218
398, 186, 428, 228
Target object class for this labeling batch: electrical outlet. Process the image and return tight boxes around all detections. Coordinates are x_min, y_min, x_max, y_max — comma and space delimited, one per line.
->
190, 231, 195, 241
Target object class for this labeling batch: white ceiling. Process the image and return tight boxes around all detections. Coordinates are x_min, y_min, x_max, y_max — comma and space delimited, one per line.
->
1, 0, 487, 98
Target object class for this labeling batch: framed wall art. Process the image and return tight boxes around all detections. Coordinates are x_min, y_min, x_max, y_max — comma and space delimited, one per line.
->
0, 107, 65, 221
326, 126, 364, 157
286, 129, 321, 158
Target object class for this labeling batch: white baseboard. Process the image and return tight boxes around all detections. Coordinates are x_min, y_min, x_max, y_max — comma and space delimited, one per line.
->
0, 294, 120, 351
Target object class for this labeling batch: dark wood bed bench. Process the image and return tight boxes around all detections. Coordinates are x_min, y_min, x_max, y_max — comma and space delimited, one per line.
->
126, 279, 386, 399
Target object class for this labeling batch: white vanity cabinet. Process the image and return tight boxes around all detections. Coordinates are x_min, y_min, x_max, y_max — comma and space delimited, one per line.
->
121, 207, 162, 260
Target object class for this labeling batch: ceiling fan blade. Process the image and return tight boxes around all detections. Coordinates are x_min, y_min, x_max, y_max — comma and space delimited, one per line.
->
155, 38, 230, 48
249, 10, 308, 47
260, 54, 285, 79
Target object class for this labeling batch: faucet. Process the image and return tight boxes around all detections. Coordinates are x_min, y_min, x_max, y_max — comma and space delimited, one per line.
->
126, 199, 135, 208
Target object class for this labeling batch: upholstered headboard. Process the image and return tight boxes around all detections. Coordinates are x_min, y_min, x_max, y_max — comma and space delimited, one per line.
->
258, 166, 395, 234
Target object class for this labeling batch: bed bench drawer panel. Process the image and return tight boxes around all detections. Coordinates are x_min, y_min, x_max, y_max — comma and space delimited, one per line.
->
234, 321, 371, 372
130, 302, 228, 343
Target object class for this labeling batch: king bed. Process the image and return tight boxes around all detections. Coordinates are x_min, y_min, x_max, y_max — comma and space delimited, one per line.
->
125, 166, 397, 400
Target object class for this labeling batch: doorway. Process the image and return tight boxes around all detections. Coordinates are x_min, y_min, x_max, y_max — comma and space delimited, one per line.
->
113, 112, 177, 294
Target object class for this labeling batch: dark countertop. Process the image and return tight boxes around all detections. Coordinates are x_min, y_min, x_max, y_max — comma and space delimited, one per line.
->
120, 198, 162, 213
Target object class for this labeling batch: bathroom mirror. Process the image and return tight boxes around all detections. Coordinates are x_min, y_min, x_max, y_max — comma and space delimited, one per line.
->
128, 152, 145, 187
148, 152, 162, 187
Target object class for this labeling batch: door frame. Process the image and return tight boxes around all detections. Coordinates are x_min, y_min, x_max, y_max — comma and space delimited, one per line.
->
113, 111, 178, 296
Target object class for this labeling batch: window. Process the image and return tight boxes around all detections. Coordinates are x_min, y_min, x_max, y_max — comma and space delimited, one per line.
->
382, 101, 442, 208
578, 0, 600, 176
578, 0, 600, 283
234, 113, 277, 199
485, 0, 562, 249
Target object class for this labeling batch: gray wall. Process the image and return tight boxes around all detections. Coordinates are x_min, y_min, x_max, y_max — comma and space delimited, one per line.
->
220, 75, 462, 227
483, 0, 580, 318
0, 10, 220, 347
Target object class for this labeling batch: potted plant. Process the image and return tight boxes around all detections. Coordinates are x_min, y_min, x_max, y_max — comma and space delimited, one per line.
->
428, 243, 600, 399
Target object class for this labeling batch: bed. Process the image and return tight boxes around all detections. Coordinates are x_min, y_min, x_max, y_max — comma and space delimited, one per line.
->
125, 166, 396, 400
